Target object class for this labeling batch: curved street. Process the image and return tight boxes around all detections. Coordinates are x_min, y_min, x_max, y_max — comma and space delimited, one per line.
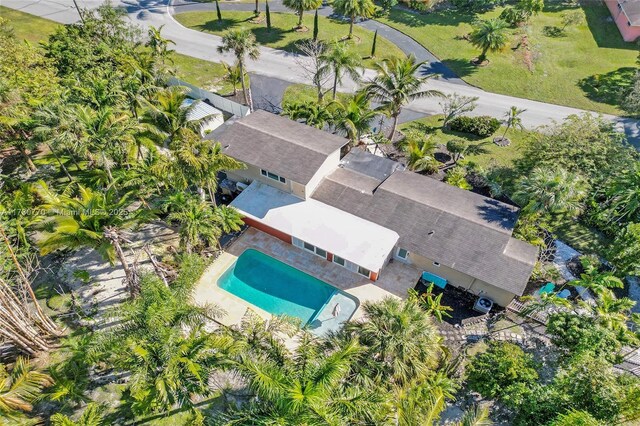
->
3, 0, 639, 146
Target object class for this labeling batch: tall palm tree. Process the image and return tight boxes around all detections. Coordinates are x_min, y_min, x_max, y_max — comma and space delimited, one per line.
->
168, 198, 222, 253
0, 357, 53, 418
469, 18, 509, 63
168, 132, 244, 205
455, 405, 493, 426
321, 41, 363, 100
512, 167, 589, 215
586, 289, 636, 335
34, 182, 152, 297
332, 0, 376, 39
329, 91, 378, 144
502, 105, 525, 138
140, 86, 204, 147
364, 55, 443, 140
217, 29, 261, 111
282, 0, 322, 29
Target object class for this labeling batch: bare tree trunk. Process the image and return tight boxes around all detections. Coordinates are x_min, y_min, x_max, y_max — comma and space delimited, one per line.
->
17, 144, 37, 172
332, 72, 339, 100
208, 183, 218, 207
104, 228, 139, 298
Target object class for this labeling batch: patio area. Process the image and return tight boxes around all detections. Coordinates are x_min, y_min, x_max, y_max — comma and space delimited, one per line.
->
193, 228, 422, 329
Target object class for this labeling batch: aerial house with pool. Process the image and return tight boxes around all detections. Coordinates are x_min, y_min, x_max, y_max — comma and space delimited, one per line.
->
201, 111, 538, 332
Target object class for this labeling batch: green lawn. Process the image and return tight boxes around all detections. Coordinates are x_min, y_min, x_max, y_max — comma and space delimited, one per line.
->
174, 10, 406, 67
0, 6, 236, 95
400, 114, 530, 168
1, 5, 60, 42
282, 83, 351, 104
172, 53, 241, 95
377, 3, 637, 114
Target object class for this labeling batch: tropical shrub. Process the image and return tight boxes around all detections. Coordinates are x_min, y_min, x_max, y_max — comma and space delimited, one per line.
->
607, 223, 640, 277
546, 312, 622, 359
449, 115, 500, 137
466, 341, 538, 399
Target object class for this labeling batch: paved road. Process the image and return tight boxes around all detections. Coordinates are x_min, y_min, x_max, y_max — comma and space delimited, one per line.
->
172, 0, 466, 84
3, 0, 639, 146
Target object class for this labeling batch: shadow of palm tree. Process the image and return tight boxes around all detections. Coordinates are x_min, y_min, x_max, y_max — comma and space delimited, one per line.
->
578, 66, 636, 106
196, 18, 241, 32
436, 58, 478, 78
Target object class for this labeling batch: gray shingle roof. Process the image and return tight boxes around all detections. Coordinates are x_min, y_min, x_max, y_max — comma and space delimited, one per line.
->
312, 168, 538, 295
216, 110, 348, 184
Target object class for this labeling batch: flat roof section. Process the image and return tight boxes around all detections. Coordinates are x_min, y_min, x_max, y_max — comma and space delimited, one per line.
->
231, 181, 399, 273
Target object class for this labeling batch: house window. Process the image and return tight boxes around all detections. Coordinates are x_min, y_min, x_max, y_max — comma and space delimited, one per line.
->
357, 266, 371, 277
260, 169, 286, 183
303, 241, 315, 252
333, 255, 345, 266
315, 247, 327, 258
433, 261, 440, 267
397, 248, 409, 260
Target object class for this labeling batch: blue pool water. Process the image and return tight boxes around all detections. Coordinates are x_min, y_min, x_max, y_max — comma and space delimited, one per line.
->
217, 249, 337, 324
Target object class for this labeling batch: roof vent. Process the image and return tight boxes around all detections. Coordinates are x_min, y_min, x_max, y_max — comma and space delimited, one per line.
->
428, 230, 435, 236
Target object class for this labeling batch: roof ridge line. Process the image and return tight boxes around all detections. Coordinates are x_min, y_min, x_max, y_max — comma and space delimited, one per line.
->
240, 119, 334, 155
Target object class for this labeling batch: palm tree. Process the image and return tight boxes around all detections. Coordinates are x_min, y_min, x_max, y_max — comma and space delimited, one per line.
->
168, 198, 222, 253
364, 55, 443, 140
0, 357, 53, 418
34, 182, 152, 297
321, 41, 363, 100
455, 405, 493, 426
51, 403, 107, 426
469, 18, 509, 63
329, 91, 378, 144
222, 61, 243, 96
344, 296, 443, 387
168, 132, 244, 205
213, 204, 245, 235
571, 257, 623, 296
282, 0, 322, 29
502, 106, 525, 138
332, 0, 376, 39
101, 274, 230, 416
140, 86, 204, 147
282, 101, 334, 128
411, 286, 453, 322
586, 289, 636, 335
217, 29, 261, 111
146, 25, 175, 65
403, 131, 438, 173
512, 167, 589, 215
605, 162, 640, 224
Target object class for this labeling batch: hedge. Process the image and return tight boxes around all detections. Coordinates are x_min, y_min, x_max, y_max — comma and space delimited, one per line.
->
449, 115, 501, 138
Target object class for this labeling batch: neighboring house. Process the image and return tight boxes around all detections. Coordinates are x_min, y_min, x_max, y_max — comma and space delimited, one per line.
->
182, 98, 224, 136
607, 0, 640, 41
215, 111, 538, 307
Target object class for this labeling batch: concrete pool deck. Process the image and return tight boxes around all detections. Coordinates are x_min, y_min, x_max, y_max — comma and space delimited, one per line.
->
194, 228, 421, 330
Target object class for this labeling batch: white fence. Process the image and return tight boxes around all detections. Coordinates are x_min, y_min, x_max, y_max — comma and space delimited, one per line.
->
168, 77, 250, 118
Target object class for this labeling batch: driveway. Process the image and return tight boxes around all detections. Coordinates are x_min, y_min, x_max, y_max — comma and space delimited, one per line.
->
3, 0, 639, 146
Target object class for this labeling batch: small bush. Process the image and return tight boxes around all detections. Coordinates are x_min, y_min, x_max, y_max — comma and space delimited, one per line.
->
449, 115, 500, 137
466, 341, 539, 399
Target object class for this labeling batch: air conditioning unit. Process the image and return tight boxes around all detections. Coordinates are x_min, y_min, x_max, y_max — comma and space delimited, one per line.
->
236, 182, 249, 192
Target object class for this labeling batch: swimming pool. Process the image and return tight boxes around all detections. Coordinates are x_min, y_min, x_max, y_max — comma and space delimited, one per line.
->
217, 249, 342, 325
